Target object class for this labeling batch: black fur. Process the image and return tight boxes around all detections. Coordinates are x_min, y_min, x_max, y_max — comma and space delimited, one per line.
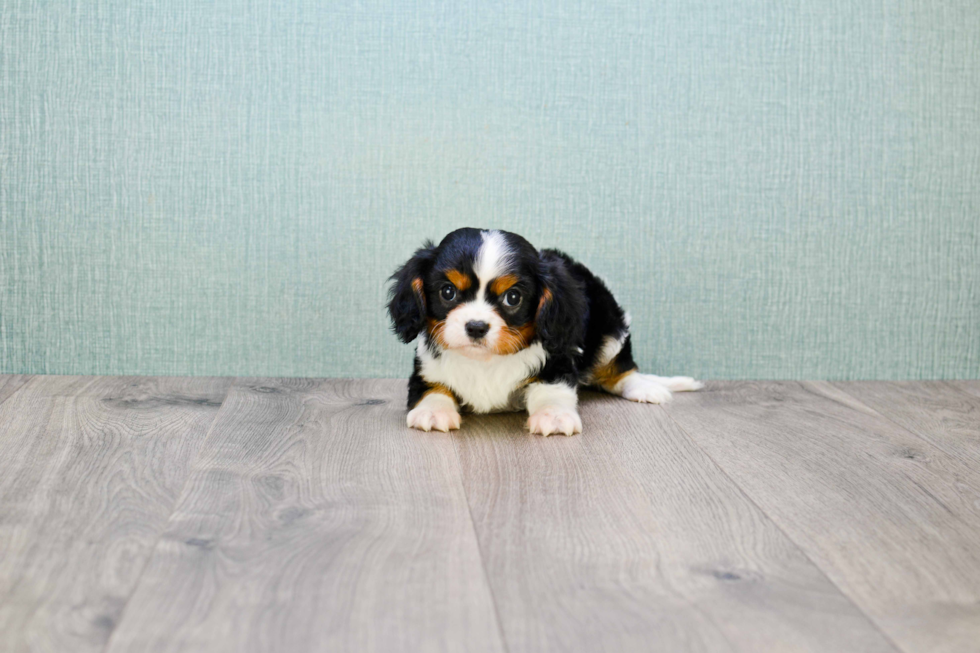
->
543, 250, 638, 380
387, 241, 437, 343
535, 250, 588, 357
387, 228, 636, 406
407, 356, 442, 409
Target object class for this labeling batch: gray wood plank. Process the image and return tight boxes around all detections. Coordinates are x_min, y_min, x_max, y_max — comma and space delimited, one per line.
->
831, 381, 980, 469
0, 374, 32, 406
0, 375, 232, 653
949, 381, 980, 401
453, 392, 898, 653
663, 381, 980, 653
105, 378, 504, 653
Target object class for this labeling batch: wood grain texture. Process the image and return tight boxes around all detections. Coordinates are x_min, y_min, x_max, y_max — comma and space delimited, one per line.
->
0, 375, 231, 653
5, 377, 979, 652
0, 374, 32, 405
831, 381, 980, 469
105, 378, 504, 653
663, 381, 980, 653
949, 381, 980, 401
453, 392, 898, 653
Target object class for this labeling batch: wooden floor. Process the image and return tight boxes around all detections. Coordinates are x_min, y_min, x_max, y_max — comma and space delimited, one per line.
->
1, 376, 979, 653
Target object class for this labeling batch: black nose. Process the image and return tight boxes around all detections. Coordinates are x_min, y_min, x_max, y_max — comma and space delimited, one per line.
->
465, 321, 490, 340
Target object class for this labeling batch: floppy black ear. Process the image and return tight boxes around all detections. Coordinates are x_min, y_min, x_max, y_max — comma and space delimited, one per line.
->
387, 241, 438, 343
535, 253, 587, 356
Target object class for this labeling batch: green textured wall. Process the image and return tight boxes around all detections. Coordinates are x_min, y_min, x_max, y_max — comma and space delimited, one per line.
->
2, 1, 978, 379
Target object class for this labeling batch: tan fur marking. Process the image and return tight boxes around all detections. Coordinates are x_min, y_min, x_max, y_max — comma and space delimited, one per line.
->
426, 318, 449, 348
491, 274, 519, 296
536, 287, 553, 314
445, 269, 471, 292
591, 362, 638, 392
494, 323, 536, 355
423, 383, 455, 400
412, 277, 426, 309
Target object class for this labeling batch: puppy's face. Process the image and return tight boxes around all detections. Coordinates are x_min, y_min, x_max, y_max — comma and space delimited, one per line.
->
424, 229, 541, 359
389, 227, 582, 359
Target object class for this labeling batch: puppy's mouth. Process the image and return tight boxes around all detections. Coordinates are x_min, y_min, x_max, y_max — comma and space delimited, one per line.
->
455, 342, 495, 361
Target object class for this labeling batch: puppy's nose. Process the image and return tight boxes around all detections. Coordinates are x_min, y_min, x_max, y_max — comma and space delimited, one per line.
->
465, 320, 490, 340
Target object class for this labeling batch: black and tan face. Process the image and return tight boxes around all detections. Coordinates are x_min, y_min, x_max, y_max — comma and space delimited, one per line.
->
389, 228, 584, 360
424, 229, 540, 358
387, 228, 546, 358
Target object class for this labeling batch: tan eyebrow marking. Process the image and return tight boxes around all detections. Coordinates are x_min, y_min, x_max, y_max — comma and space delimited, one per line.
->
491, 274, 519, 296
445, 269, 471, 291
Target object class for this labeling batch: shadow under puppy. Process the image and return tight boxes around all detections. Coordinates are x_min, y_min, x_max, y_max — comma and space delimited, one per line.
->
387, 228, 702, 436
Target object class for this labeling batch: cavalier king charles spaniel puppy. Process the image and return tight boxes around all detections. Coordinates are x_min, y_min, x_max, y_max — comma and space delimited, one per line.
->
387, 228, 702, 436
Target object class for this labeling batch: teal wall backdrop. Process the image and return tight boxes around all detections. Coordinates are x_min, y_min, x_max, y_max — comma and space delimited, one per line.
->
2, 1, 979, 379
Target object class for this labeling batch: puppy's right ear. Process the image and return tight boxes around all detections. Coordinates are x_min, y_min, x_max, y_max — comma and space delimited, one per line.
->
387, 241, 437, 343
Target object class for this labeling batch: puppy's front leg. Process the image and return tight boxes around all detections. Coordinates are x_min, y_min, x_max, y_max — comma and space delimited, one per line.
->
406, 363, 461, 432
526, 380, 582, 436
408, 391, 461, 432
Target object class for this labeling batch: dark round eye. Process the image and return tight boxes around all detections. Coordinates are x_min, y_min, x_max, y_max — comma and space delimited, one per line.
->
503, 289, 522, 307
440, 284, 457, 301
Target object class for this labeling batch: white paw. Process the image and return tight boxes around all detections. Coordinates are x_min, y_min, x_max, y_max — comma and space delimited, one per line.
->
407, 403, 461, 432
528, 406, 582, 436
620, 374, 674, 404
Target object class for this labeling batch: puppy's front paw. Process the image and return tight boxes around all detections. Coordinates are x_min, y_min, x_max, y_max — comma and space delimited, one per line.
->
620, 374, 673, 404
528, 406, 582, 437
407, 404, 461, 432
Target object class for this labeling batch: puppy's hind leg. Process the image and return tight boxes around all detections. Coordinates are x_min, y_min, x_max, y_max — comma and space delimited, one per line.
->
614, 372, 705, 404
634, 375, 704, 393
591, 335, 702, 404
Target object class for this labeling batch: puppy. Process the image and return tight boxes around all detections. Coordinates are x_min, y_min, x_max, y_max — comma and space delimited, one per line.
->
386, 228, 702, 436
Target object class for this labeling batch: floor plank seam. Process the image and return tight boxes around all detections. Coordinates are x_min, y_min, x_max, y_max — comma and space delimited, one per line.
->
449, 432, 512, 653
10, 377, 975, 652
658, 396, 909, 653
97, 376, 238, 653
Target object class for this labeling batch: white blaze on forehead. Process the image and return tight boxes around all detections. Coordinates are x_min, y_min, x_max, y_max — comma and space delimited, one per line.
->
474, 230, 513, 298
435, 230, 515, 353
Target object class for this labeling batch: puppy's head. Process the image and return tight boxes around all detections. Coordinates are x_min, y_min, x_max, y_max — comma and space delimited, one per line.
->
387, 228, 584, 359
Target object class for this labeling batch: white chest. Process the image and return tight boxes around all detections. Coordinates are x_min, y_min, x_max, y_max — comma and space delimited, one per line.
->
417, 341, 548, 414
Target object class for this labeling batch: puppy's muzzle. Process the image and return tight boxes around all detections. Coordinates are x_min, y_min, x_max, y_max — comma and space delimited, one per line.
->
465, 320, 490, 340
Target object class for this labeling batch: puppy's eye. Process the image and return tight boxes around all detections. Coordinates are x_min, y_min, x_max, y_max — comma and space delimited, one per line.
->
440, 284, 457, 301
502, 289, 522, 307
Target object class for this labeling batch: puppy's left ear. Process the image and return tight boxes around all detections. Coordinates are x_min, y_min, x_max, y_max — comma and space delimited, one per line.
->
535, 253, 587, 356
387, 241, 438, 343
